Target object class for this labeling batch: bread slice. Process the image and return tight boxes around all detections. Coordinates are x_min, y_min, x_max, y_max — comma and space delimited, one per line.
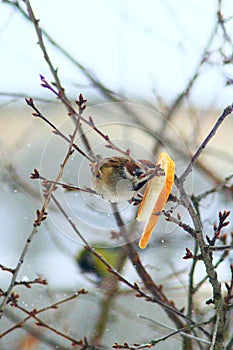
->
137, 152, 175, 249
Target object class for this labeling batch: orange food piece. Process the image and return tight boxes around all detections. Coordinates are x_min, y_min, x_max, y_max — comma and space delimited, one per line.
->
20, 334, 40, 350
137, 152, 175, 249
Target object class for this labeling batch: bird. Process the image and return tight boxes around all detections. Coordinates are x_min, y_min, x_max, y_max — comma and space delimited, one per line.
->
91, 156, 164, 203
75, 243, 125, 283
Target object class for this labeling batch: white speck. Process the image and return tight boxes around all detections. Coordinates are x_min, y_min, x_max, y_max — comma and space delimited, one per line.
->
22, 275, 29, 282
13, 189, 18, 193
27, 144, 31, 148
22, 300, 28, 306
161, 240, 165, 243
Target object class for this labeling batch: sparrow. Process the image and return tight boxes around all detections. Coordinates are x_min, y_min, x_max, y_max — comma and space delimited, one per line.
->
91, 156, 164, 203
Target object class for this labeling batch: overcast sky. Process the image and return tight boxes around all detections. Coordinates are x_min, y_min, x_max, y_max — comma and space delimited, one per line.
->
1, 0, 233, 106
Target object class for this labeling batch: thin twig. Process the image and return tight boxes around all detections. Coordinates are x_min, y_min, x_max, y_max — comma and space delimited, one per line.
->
90, 250, 128, 346
180, 104, 233, 182
0, 226, 38, 320
15, 304, 83, 346
23, 0, 94, 158
163, 211, 196, 238
152, 18, 218, 156
139, 315, 212, 346
175, 180, 225, 348
113, 317, 212, 349
30, 168, 97, 195
25, 97, 94, 162
0, 91, 55, 103
193, 247, 231, 295
23, 0, 62, 91
39, 76, 134, 160
51, 194, 211, 339
194, 174, 233, 202
0, 101, 81, 320
208, 245, 233, 251
4, 309, 71, 350
1, 289, 87, 339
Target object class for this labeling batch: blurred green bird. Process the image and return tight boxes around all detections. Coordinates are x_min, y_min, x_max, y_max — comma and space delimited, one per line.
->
75, 243, 126, 283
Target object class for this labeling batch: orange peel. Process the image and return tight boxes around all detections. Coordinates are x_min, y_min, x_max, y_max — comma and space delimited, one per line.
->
137, 152, 175, 249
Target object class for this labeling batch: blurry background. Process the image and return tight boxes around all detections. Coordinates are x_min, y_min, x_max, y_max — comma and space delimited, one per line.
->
1, 0, 233, 104
0, 1, 233, 349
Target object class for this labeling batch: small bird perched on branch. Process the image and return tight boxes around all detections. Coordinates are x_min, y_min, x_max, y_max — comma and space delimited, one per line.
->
91, 156, 164, 203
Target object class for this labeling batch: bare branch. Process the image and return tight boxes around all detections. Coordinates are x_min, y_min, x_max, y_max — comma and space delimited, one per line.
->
180, 105, 233, 182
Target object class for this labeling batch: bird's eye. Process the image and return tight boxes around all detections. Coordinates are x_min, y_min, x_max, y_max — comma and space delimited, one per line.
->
135, 168, 144, 178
